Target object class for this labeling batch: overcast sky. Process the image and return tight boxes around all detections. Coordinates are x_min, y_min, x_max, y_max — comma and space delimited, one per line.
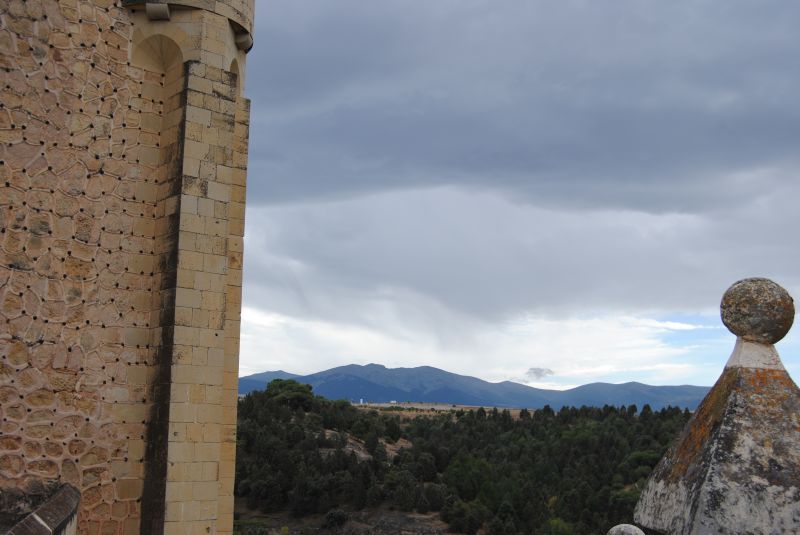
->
239, 0, 800, 389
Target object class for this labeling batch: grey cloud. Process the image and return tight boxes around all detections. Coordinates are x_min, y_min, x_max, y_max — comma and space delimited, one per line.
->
524, 368, 555, 381
242, 180, 800, 325
246, 0, 800, 212
238, 0, 800, 353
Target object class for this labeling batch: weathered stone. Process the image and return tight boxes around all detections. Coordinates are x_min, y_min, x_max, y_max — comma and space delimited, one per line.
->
26, 459, 59, 478
0, 362, 15, 383
5, 340, 29, 367
1, 292, 23, 319
0, 1, 253, 533
1, 421, 19, 434
0, 454, 24, 476
721, 278, 794, 344
0, 436, 22, 451
68, 439, 87, 456
48, 371, 77, 391
16, 367, 45, 390
62, 459, 80, 486
80, 446, 110, 467
607, 525, 645, 535
82, 467, 107, 487
100, 519, 119, 535
26, 388, 55, 407
23, 441, 43, 458
635, 278, 800, 534
82, 486, 102, 508
5, 404, 26, 421
43, 442, 63, 458
78, 422, 98, 439
26, 409, 54, 424
30, 344, 57, 369
90, 502, 111, 521
0, 386, 16, 403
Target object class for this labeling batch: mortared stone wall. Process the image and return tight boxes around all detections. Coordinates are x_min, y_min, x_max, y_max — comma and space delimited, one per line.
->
0, 1, 253, 533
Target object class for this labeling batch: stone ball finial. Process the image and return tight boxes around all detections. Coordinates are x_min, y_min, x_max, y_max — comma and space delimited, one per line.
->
607, 525, 645, 535
721, 278, 794, 344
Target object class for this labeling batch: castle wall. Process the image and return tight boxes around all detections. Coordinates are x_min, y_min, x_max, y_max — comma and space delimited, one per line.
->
0, 1, 252, 533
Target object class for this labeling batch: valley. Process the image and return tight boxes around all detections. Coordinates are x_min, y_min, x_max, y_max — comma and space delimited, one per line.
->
234, 379, 691, 535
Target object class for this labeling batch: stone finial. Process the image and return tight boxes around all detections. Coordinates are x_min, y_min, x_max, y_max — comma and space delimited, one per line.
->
721, 277, 794, 344
607, 524, 645, 535
634, 278, 800, 535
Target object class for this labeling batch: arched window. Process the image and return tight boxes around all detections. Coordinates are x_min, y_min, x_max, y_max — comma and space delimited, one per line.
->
230, 57, 242, 96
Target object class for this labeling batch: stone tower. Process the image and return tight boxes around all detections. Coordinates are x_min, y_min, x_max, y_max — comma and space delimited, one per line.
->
0, 1, 254, 534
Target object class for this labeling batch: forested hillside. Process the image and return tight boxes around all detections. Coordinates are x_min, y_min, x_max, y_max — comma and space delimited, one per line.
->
235, 380, 691, 534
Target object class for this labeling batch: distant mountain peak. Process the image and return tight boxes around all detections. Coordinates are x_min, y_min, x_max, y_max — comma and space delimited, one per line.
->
239, 364, 709, 410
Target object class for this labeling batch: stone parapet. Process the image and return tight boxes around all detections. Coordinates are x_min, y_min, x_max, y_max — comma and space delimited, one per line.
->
6, 484, 80, 535
121, 1, 255, 38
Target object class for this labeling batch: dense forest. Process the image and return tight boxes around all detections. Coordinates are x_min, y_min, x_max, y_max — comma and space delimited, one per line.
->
235, 380, 690, 534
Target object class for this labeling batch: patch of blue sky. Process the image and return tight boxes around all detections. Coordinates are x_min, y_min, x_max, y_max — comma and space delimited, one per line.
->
654, 312, 800, 386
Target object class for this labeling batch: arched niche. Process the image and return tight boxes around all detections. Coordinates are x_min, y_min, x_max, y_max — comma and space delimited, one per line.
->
229, 57, 241, 96
132, 34, 185, 115
130, 33, 185, 172
132, 33, 183, 74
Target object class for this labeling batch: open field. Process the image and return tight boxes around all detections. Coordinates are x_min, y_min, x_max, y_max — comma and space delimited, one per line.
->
235, 501, 453, 535
359, 401, 533, 419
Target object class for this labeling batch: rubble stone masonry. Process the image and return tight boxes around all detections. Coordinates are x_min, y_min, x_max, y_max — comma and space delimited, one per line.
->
0, 1, 253, 533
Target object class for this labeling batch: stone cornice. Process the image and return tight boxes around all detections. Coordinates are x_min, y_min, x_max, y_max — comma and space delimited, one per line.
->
122, 0, 254, 49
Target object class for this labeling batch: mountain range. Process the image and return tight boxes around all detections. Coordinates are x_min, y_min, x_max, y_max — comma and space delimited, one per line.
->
238, 364, 709, 410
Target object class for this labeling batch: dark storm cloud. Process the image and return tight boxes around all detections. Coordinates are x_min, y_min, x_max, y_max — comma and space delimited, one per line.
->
237, 0, 800, 352
246, 0, 800, 212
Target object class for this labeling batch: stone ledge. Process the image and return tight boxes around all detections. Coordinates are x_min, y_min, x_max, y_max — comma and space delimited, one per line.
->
122, 0, 255, 37
5, 485, 80, 535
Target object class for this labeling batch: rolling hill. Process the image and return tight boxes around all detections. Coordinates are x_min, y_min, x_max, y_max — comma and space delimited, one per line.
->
238, 363, 709, 410
237, 370, 299, 397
